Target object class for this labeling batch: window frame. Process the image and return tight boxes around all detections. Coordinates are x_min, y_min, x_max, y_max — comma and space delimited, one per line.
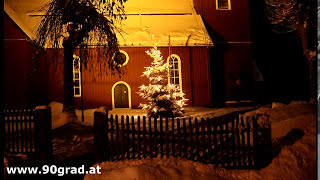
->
216, 0, 231, 10
73, 55, 81, 97
116, 50, 129, 67
167, 54, 183, 93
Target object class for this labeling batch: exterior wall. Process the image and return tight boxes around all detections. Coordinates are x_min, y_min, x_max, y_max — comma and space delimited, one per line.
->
193, 0, 251, 42
193, 0, 255, 101
47, 47, 211, 109
4, 13, 48, 106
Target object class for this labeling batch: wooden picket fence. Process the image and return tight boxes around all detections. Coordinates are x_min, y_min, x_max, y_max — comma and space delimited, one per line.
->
3, 106, 53, 160
94, 111, 271, 168
3, 106, 36, 153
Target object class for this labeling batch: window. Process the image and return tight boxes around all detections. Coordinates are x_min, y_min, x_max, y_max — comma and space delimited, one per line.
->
216, 0, 231, 10
167, 54, 182, 92
73, 55, 81, 97
114, 50, 129, 67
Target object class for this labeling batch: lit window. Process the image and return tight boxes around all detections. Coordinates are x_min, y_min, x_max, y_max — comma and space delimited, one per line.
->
114, 50, 129, 67
167, 54, 182, 92
216, 0, 231, 10
73, 55, 81, 97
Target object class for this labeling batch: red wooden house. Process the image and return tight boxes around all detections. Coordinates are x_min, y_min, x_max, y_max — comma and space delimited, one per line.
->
4, 0, 259, 109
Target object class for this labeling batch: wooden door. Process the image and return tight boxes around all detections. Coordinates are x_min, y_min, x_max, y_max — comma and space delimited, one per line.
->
114, 83, 129, 108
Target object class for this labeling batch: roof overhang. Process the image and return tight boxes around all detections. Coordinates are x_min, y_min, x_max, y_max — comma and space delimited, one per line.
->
4, 0, 213, 47
116, 14, 213, 47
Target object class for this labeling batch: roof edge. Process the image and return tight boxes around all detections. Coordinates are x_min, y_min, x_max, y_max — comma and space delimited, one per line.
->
4, 2, 33, 39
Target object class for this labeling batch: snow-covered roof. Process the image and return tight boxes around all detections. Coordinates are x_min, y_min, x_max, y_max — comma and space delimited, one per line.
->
4, 0, 213, 47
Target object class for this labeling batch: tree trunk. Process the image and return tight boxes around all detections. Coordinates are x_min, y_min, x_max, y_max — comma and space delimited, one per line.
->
298, 23, 316, 102
62, 38, 76, 114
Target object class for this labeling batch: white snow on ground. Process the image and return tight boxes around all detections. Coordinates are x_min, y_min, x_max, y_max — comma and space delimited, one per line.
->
244, 101, 315, 139
49, 102, 76, 129
84, 101, 316, 180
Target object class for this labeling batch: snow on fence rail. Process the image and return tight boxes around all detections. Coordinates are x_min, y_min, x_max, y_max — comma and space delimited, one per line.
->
94, 111, 272, 169
3, 106, 53, 161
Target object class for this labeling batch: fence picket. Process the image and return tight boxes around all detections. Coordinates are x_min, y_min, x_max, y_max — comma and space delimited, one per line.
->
19, 109, 24, 153
252, 116, 258, 167
137, 116, 141, 159
160, 116, 164, 158
188, 117, 193, 160
148, 116, 152, 157
231, 116, 236, 167
225, 116, 230, 168
206, 117, 212, 163
195, 118, 199, 161
166, 117, 169, 157
212, 118, 218, 166
121, 116, 125, 160
219, 118, 225, 167
131, 116, 135, 159
126, 115, 130, 159
110, 115, 114, 161
11, 109, 15, 153
246, 116, 252, 167
12, 110, 17, 153
236, 116, 241, 167
29, 109, 33, 152
105, 114, 109, 161
154, 116, 157, 157
177, 118, 181, 157
201, 118, 205, 162
183, 118, 187, 158
24, 109, 29, 153
14, 110, 18, 153
115, 115, 120, 160
143, 116, 147, 158
241, 116, 246, 166
171, 117, 175, 156
13, 109, 18, 153
4, 110, 7, 151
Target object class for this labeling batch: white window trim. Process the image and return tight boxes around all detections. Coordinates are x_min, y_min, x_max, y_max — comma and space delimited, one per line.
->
118, 50, 129, 67
73, 55, 81, 97
216, 0, 231, 10
111, 81, 132, 109
167, 54, 183, 93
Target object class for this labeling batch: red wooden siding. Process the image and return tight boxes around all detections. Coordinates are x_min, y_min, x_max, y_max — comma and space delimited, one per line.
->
190, 47, 211, 106
193, 0, 255, 101
47, 47, 211, 109
193, 0, 252, 42
223, 44, 254, 99
46, 50, 64, 104
4, 14, 48, 106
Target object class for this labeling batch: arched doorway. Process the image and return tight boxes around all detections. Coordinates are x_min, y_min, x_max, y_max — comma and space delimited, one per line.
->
112, 81, 131, 109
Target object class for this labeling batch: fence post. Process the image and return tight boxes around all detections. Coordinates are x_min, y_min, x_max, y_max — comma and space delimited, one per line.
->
94, 107, 108, 162
34, 106, 53, 162
253, 114, 272, 168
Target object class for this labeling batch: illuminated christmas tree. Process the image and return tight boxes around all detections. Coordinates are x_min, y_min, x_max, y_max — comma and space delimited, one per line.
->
138, 46, 188, 118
